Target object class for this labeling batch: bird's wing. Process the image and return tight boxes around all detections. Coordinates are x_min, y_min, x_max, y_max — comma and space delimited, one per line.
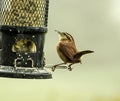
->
74, 50, 94, 58
58, 42, 77, 61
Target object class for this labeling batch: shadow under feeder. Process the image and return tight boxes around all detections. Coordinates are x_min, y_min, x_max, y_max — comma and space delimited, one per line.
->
0, 0, 52, 79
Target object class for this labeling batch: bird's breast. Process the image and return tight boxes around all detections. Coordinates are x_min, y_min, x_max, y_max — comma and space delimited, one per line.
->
56, 45, 68, 63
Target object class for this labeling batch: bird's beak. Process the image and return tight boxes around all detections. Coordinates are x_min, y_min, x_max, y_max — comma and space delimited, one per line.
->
54, 30, 62, 35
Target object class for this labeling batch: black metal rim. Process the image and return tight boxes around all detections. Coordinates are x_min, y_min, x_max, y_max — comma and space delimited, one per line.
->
0, 65, 52, 79
0, 71, 52, 79
0, 25, 48, 33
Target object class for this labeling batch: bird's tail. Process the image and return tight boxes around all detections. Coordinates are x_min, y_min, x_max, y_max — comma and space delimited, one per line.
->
73, 50, 94, 58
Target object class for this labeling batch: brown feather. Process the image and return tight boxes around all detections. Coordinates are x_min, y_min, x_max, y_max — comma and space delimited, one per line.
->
53, 30, 94, 71
57, 41, 78, 63
74, 50, 94, 58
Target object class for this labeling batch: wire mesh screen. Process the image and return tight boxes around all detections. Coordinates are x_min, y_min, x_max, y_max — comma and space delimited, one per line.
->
0, 0, 49, 27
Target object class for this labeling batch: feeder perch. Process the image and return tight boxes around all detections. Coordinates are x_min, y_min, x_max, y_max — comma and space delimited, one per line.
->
0, 0, 52, 79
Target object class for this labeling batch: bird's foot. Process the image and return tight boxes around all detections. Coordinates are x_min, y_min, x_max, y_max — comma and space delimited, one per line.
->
51, 63, 66, 71
68, 67, 72, 71
51, 66, 56, 72
67, 63, 73, 71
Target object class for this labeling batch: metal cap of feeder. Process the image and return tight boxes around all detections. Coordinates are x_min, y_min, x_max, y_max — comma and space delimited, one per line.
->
0, 0, 52, 79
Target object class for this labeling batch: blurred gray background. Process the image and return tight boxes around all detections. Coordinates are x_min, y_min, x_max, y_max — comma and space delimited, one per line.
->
0, 0, 120, 101
45, 0, 120, 67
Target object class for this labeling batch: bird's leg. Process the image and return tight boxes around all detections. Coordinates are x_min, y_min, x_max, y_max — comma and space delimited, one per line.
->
53, 63, 66, 68
52, 63, 66, 71
68, 63, 74, 71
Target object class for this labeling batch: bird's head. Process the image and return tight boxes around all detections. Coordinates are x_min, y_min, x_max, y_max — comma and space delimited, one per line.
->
55, 30, 74, 41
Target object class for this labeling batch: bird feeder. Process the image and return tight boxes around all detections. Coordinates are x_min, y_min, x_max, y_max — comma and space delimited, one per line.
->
0, 0, 52, 79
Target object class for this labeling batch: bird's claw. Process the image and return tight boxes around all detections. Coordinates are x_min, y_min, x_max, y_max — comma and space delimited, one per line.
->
51, 66, 56, 72
68, 67, 72, 71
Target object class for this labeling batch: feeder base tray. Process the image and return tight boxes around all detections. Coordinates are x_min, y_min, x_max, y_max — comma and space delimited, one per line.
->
0, 65, 52, 79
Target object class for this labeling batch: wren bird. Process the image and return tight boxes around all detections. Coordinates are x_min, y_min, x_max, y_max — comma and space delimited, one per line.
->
52, 30, 94, 71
